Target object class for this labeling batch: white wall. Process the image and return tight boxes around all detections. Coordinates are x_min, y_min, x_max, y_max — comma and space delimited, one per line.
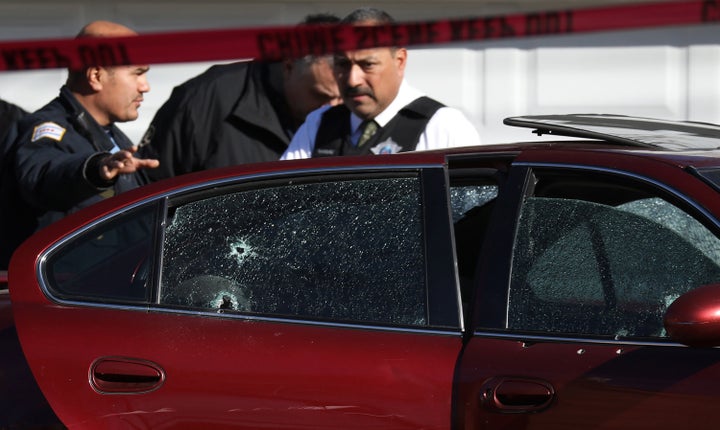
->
0, 1, 717, 145
407, 23, 720, 144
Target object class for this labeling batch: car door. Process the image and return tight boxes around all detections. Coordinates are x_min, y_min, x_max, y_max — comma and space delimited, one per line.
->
10, 167, 470, 429
456, 156, 720, 429
1, 271, 63, 429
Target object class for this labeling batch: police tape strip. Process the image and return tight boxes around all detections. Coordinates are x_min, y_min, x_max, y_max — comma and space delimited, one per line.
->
0, 0, 717, 71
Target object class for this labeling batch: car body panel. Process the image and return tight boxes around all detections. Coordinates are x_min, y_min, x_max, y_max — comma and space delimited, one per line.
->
456, 337, 720, 430
0, 272, 63, 429
10, 300, 462, 429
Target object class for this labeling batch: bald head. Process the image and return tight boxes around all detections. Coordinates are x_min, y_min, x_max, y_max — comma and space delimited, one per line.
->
67, 20, 150, 126
67, 20, 141, 88
76, 20, 138, 38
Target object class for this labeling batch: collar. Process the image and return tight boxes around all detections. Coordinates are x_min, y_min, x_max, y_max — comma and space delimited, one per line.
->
59, 85, 87, 116
350, 80, 425, 133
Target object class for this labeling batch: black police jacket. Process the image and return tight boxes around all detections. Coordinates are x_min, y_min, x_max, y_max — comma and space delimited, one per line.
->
0, 86, 149, 269
138, 61, 294, 182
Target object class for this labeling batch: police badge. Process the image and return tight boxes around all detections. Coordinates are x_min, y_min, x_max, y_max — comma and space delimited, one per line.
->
370, 137, 403, 154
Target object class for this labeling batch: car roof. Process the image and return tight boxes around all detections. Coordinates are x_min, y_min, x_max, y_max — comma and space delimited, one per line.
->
504, 114, 720, 150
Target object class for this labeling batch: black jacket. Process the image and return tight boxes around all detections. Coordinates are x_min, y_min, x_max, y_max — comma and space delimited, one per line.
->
0, 86, 149, 269
138, 61, 294, 182
0, 99, 27, 164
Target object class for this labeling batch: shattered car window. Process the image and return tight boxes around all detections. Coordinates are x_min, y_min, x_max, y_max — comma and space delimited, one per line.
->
618, 197, 720, 265
160, 177, 428, 326
509, 196, 720, 338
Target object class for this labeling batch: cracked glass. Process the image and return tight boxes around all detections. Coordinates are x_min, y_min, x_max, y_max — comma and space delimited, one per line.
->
509, 194, 720, 339
160, 177, 428, 326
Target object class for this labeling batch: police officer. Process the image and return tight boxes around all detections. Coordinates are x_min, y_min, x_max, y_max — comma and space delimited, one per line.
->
281, 8, 482, 160
137, 14, 342, 181
0, 20, 159, 270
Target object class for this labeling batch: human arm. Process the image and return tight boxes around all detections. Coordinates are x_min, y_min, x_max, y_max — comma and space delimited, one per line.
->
15, 131, 157, 212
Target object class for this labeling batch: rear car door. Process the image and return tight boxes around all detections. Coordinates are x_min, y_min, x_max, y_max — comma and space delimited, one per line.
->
456, 153, 720, 429
0, 272, 63, 428
10, 166, 469, 429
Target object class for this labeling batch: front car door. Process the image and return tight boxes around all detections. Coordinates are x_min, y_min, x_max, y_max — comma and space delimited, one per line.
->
456, 150, 720, 429
11, 165, 475, 429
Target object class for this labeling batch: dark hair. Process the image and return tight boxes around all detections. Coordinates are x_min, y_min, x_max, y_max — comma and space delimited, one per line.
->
302, 13, 341, 25
341, 7, 395, 25
294, 13, 340, 65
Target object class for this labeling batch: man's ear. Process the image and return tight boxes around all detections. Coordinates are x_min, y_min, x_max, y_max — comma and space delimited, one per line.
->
394, 48, 408, 72
86, 66, 104, 91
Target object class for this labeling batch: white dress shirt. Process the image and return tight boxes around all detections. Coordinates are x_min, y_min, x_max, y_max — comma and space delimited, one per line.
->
281, 80, 482, 160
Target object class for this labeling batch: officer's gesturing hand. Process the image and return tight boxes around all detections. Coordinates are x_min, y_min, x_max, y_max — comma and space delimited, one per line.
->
99, 146, 160, 181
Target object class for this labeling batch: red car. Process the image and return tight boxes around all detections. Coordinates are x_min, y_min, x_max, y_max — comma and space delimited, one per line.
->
6, 114, 720, 429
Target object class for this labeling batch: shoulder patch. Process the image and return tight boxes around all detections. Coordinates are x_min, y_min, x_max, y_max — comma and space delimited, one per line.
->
32, 122, 66, 142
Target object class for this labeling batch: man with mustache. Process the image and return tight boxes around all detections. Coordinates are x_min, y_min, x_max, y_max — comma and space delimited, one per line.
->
281, 7, 482, 159
0, 20, 159, 270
